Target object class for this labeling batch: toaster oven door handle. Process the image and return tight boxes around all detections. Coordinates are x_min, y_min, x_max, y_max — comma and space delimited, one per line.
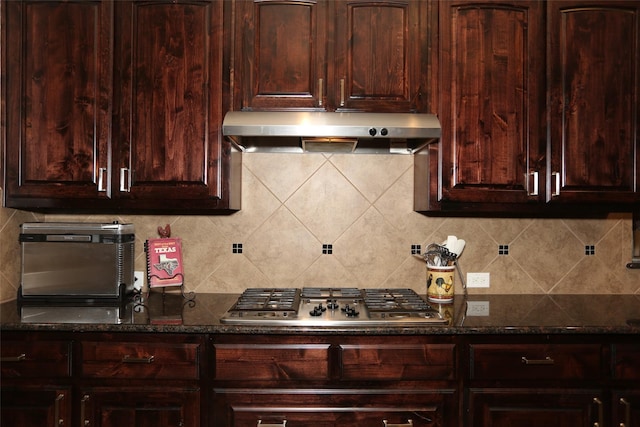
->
122, 355, 155, 364
46, 234, 92, 242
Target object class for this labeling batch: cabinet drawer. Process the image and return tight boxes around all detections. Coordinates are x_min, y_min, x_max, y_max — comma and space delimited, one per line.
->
613, 344, 640, 380
340, 343, 456, 380
470, 344, 601, 380
214, 344, 331, 381
81, 341, 200, 379
215, 389, 455, 427
1, 341, 71, 378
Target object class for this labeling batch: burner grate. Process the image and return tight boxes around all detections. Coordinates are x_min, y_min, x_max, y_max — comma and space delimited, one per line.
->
363, 288, 432, 312
232, 288, 300, 311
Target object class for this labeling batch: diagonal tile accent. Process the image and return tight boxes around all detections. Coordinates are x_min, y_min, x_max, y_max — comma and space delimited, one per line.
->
334, 208, 411, 287
246, 206, 320, 285
195, 252, 273, 293
375, 168, 447, 241
209, 166, 281, 240
330, 154, 412, 202
243, 152, 326, 202
286, 162, 370, 242
510, 219, 583, 292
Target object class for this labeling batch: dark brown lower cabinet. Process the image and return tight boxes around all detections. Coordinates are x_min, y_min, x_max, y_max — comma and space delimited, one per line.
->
0, 386, 72, 427
1, 331, 638, 427
212, 335, 459, 427
611, 390, 640, 427
467, 389, 604, 426
79, 387, 200, 427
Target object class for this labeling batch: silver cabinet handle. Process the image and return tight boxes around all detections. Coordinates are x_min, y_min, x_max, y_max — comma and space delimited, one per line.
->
384, 420, 413, 427
529, 171, 539, 196
119, 168, 131, 192
54, 393, 64, 426
1, 353, 26, 362
122, 355, 155, 364
620, 397, 631, 427
340, 78, 345, 106
257, 421, 286, 427
97, 167, 107, 192
81, 394, 90, 426
593, 397, 603, 427
521, 356, 554, 365
552, 171, 561, 196
318, 78, 323, 107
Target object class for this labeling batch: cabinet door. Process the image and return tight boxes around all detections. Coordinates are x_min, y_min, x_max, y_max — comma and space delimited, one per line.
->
234, 0, 328, 111
547, 1, 640, 205
80, 388, 200, 427
0, 387, 71, 427
333, 0, 426, 112
3, 0, 113, 209
435, 1, 545, 208
467, 389, 604, 427
115, 0, 233, 209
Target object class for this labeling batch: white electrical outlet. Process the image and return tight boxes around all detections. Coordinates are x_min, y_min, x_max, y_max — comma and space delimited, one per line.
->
134, 270, 145, 291
466, 301, 490, 316
467, 272, 490, 288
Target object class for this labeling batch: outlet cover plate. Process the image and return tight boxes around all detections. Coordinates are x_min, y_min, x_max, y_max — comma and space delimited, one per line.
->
467, 272, 490, 288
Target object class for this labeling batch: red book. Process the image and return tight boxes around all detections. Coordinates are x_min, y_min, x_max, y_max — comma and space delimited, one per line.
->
145, 238, 184, 288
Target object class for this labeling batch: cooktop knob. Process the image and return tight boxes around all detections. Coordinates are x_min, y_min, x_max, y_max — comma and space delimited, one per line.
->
369, 128, 377, 136
380, 128, 388, 136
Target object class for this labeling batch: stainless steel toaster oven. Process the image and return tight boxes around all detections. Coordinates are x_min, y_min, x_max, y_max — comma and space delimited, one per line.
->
19, 222, 135, 301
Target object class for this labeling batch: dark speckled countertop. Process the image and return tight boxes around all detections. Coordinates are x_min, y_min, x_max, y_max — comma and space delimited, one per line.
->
1, 293, 639, 335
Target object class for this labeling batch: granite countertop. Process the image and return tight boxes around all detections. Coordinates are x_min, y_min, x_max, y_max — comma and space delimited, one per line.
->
1, 293, 639, 335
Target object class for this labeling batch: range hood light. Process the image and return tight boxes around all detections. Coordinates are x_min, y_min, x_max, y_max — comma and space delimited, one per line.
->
301, 137, 358, 153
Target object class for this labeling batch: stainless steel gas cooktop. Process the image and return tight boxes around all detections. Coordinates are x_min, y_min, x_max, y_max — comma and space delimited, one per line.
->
219, 288, 448, 326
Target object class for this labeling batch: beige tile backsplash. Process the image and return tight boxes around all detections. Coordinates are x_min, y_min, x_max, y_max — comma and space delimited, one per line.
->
1, 153, 638, 302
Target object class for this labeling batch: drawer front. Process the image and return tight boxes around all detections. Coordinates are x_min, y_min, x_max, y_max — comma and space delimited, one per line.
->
214, 344, 331, 381
81, 341, 200, 379
1, 341, 71, 378
470, 344, 602, 380
613, 343, 640, 380
340, 343, 456, 381
215, 389, 455, 427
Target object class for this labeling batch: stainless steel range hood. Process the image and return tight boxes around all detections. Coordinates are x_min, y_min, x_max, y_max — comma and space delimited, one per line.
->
222, 111, 441, 154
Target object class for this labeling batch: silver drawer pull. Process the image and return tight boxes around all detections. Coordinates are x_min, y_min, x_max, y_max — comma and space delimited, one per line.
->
521, 356, 554, 365
81, 394, 90, 426
384, 420, 413, 427
257, 421, 286, 427
1, 353, 26, 362
54, 393, 64, 426
620, 397, 631, 427
593, 397, 603, 427
122, 355, 155, 364
528, 171, 539, 196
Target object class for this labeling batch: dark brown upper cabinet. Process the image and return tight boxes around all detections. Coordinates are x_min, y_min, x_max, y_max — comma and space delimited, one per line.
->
3, 0, 239, 213
233, 0, 428, 112
416, 0, 639, 215
416, 0, 545, 214
547, 0, 640, 207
